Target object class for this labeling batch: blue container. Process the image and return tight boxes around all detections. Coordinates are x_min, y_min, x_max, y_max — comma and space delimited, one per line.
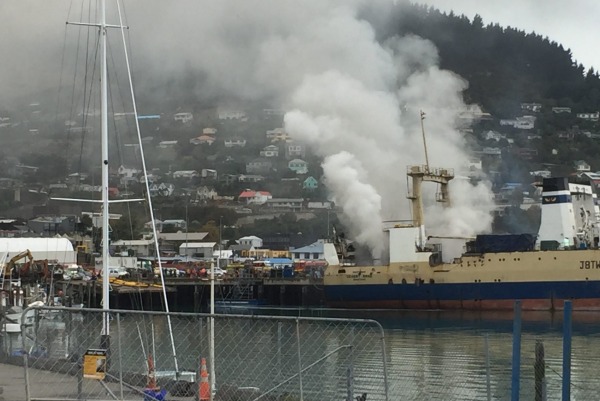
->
143, 388, 167, 401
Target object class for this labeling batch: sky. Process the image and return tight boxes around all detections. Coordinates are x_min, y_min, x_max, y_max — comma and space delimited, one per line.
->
0, 0, 592, 256
420, 0, 600, 73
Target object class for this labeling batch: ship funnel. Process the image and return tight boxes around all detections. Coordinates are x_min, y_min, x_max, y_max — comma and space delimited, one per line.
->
537, 177, 576, 249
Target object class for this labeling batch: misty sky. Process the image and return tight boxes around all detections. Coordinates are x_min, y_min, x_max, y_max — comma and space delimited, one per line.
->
421, 0, 600, 73
1, 1, 596, 104
0, 0, 591, 254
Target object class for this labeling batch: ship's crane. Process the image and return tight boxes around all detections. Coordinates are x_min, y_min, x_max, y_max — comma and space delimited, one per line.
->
406, 111, 455, 250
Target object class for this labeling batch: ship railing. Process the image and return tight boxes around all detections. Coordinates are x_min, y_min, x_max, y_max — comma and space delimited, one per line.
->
406, 165, 455, 178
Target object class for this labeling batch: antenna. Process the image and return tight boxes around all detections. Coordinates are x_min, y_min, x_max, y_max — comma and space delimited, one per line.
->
420, 110, 430, 172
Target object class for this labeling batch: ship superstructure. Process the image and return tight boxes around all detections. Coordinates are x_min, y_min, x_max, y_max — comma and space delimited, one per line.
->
323, 173, 600, 311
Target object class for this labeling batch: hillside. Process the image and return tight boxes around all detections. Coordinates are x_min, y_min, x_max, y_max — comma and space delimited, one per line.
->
1, 1, 599, 240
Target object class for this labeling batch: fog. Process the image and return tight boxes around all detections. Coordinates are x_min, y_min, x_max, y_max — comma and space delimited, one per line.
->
1, 0, 496, 256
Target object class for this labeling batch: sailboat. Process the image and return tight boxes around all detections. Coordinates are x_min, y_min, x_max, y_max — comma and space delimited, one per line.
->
51, 0, 196, 391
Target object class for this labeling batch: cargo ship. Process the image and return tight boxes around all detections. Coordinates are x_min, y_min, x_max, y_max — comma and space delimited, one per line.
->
322, 163, 600, 311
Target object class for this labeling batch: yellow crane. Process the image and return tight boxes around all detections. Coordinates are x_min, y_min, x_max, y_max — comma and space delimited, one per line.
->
3, 249, 34, 278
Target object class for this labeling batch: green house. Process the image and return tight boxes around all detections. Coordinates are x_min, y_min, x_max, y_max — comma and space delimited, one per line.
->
303, 176, 318, 191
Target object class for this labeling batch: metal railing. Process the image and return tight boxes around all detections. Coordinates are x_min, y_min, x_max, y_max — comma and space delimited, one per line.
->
14, 306, 388, 401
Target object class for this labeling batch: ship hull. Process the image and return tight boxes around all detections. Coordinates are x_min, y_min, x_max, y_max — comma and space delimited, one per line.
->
325, 280, 600, 311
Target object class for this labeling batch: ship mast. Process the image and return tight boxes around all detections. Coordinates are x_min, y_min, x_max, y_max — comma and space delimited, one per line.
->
99, 0, 110, 344
61, 0, 143, 351
407, 111, 454, 249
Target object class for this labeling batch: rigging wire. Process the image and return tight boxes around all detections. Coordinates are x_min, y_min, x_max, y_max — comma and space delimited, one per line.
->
66, 0, 86, 173
77, 27, 101, 180
106, 37, 136, 240
116, 0, 180, 375
54, 0, 74, 176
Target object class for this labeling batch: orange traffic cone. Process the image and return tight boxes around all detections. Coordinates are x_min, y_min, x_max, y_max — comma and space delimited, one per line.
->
146, 354, 158, 391
199, 357, 210, 401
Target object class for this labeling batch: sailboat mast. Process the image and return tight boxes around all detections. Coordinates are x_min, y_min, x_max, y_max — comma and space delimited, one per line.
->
100, 0, 111, 338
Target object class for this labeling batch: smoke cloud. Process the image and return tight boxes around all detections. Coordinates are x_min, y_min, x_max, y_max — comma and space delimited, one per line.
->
2, 0, 496, 257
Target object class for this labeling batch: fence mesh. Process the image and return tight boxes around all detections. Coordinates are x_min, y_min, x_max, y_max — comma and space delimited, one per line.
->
14, 306, 387, 401
6, 306, 600, 400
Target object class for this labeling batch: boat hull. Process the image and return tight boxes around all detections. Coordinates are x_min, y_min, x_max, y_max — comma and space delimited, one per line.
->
325, 280, 600, 311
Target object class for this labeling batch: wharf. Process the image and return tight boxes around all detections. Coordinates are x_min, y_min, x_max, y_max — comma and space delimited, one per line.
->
0, 361, 194, 401
54, 277, 325, 312
0, 362, 25, 401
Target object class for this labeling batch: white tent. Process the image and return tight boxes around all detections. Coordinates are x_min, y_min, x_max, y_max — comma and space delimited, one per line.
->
0, 238, 76, 263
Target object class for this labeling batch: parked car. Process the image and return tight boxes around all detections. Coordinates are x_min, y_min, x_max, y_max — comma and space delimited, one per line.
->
108, 267, 129, 279
199, 266, 226, 278
211, 267, 226, 278
63, 264, 86, 280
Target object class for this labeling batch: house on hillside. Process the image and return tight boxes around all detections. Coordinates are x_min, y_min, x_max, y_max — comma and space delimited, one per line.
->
238, 189, 272, 205
285, 143, 306, 159
117, 165, 140, 178
238, 235, 263, 248
266, 198, 304, 210
0, 220, 28, 237
482, 130, 506, 142
28, 216, 77, 235
260, 145, 279, 157
201, 169, 218, 179
499, 116, 535, 130
303, 176, 319, 191
288, 159, 308, 174
111, 239, 155, 257
162, 219, 187, 232
291, 240, 327, 260
195, 186, 217, 202
158, 140, 178, 148
219, 174, 238, 185
139, 173, 159, 184
238, 174, 264, 183
174, 112, 193, 124
179, 242, 217, 258
530, 170, 551, 179
149, 183, 175, 197
246, 158, 273, 175
521, 103, 542, 112
307, 201, 331, 209
224, 138, 247, 148
217, 109, 246, 120
190, 135, 216, 145
552, 107, 572, 114
481, 147, 502, 156
574, 160, 591, 173
173, 170, 199, 179
266, 128, 291, 142
576, 112, 600, 121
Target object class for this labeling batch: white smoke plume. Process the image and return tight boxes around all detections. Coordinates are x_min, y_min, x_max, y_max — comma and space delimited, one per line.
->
426, 178, 495, 237
321, 151, 384, 257
282, 11, 495, 257
2, 0, 496, 257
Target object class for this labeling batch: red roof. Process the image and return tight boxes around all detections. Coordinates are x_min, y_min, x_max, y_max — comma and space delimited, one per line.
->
238, 190, 271, 198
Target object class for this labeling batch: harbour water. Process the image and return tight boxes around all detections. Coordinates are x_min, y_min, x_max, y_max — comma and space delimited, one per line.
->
216, 307, 600, 400
7, 307, 600, 401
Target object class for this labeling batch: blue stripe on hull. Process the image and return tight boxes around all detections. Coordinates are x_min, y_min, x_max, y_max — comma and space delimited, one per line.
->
325, 280, 600, 304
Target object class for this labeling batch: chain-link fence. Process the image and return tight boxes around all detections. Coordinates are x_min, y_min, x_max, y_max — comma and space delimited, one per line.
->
14, 306, 388, 401
7, 305, 600, 401
371, 315, 600, 401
